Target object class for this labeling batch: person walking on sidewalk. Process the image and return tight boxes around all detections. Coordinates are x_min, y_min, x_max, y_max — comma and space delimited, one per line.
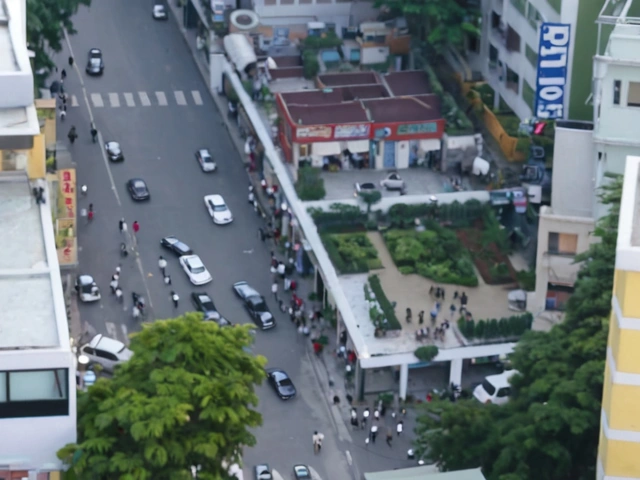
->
110, 277, 118, 294
119, 218, 127, 234
386, 428, 393, 447
115, 287, 123, 302
164, 274, 172, 285
68, 126, 78, 144
158, 256, 167, 275
370, 424, 378, 444
87, 204, 94, 222
90, 123, 98, 143
271, 281, 278, 301
132, 220, 140, 234
361, 407, 370, 429
61, 68, 67, 80
171, 291, 179, 308
312, 431, 324, 453
396, 420, 404, 436
68, 56, 74, 66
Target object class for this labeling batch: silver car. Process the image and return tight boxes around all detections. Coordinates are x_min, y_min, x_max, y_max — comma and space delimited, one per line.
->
80, 334, 133, 372
380, 172, 406, 190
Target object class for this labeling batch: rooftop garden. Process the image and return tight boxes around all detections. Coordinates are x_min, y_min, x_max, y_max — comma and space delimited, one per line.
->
322, 233, 382, 274
458, 312, 533, 343
364, 274, 402, 333
295, 167, 326, 201
301, 32, 343, 79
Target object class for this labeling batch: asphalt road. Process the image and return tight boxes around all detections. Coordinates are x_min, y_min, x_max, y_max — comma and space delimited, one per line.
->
55, 3, 353, 478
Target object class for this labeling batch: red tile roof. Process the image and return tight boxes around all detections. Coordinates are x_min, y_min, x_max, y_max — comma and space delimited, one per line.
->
271, 56, 303, 67
317, 72, 381, 87
286, 103, 370, 126
384, 71, 432, 96
280, 85, 391, 106
362, 96, 442, 122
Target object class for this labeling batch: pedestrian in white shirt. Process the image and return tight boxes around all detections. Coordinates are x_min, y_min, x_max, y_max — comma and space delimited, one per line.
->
158, 256, 167, 275
277, 262, 285, 278
271, 281, 278, 301
396, 420, 403, 436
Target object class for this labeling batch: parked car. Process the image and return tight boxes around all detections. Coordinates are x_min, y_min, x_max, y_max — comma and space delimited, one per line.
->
232, 281, 275, 330
266, 368, 297, 400
127, 178, 150, 201
254, 464, 273, 480
354, 181, 378, 197
293, 465, 311, 479
152, 3, 168, 19
75, 274, 100, 303
85, 48, 104, 76
204, 194, 233, 224
105, 141, 124, 162
191, 292, 230, 326
196, 148, 217, 172
179, 255, 212, 285
473, 370, 519, 405
380, 172, 406, 190
160, 236, 193, 256
80, 334, 133, 372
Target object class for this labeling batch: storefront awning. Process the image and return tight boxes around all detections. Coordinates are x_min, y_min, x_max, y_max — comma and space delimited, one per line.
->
419, 139, 441, 152
346, 140, 370, 153
313, 141, 341, 157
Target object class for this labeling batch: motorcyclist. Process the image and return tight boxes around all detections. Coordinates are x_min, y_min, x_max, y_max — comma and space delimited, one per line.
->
90, 123, 98, 143
68, 126, 78, 144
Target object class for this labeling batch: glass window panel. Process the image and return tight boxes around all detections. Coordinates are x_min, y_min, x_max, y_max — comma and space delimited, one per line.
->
9, 370, 67, 401
0, 372, 6, 402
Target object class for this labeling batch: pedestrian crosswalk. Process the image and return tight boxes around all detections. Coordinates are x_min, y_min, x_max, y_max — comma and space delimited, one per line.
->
70, 90, 206, 108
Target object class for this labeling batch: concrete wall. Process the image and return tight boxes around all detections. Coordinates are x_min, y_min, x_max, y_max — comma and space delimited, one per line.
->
0, 0, 34, 109
27, 133, 46, 179
252, 0, 352, 29
361, 46, 389, 65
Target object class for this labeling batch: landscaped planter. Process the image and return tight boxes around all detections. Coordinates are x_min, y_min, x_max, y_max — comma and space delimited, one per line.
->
322, 233, 382, 274
364, 275, 402, 333
458, 312, 533, 343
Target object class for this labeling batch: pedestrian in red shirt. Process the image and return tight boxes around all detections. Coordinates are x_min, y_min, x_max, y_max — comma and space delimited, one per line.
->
132, 220, 140, 234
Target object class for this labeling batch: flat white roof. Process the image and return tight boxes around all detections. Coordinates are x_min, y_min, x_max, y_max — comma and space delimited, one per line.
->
0, 174, 61, 348
0, 104, 40, 136
0, 1, 18, 72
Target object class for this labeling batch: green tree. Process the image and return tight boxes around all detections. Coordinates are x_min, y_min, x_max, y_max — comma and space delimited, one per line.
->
376, 0, 480, 54
358, 190, 382, 214
413, 177, 622, 480
58, 314, 266, 480
27, 0, 91, 73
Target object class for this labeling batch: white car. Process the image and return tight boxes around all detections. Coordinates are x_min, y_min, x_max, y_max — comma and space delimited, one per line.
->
380, 172, 406, 190
152, 4, 168, 19
473, 370, 519, 405
179, 255, 212, 285
80, 334, 133, 372
204, 194, 233, 224
196, 148, 217, 172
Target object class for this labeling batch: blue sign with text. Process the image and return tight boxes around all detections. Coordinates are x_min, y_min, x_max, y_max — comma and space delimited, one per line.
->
534, 23, 571, 120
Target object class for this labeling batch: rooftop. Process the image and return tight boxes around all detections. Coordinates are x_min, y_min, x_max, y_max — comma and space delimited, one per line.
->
363, 96, 442, 122
286, 102, 370, 125
365, 467, 486, 480
280, 85, 391, 105
0, 173, 62, 349
0, 0, 18, 73
318, 72, 381, 87
383, 70, 432, 96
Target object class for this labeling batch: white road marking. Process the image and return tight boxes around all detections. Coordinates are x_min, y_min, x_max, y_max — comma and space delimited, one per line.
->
174, 90, 187, 106
191, 90, 203, 105
105, 321, 118, 340
124, 92, 136, 107
155, 91, 168, 106
138, 91, 151, 106
71, 94, 79, 107
109, 93, 120, 107
345, 450, 353, 466
120, 324, 129, 345
90, 93, 104, 107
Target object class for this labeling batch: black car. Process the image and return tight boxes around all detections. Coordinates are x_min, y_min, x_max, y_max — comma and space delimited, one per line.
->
127, 178, 150, 201
105, 141, 124, 162
86, 48, 104, 76
266, 368, 296, 400
254, 464, 272, 480
232, 281, 275, 330
160, 236, 193, 256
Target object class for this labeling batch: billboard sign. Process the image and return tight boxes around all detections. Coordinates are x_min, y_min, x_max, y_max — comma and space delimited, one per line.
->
534, 23, 571, 120
334, 124, 370, 139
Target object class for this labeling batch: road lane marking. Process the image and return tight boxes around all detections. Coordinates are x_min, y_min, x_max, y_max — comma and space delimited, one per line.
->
138, 91, 151, 106
63, 28, 121, 206
155, 91, 168, 106
174, 90, 187, 106
121, 324, 129, 345
191, 90, 203, 105
105, 321, 118, 340
71, 94, 79, 107
124, 92, 136, 107
91, 93, 104, 107
109, 93, 120, 107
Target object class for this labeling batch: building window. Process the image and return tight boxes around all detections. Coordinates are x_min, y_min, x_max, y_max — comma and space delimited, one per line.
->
627, 81, 640, 107
506, 66, 519, 93
547, 0, 562, 14
0, 369, 69, 418
525, 44, 538, 67
546, 284, 573, 311
522, 80, 535, 109
299, 144, 311, 157
548, 232, 578, 255
526, 3, 542, 30
506, 26, 521, 52
614, 80, 621, 105
264, 0, 276, 5
510, 0, 526, 16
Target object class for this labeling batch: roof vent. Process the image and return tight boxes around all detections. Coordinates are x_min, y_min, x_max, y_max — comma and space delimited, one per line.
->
230, 10, 260, 31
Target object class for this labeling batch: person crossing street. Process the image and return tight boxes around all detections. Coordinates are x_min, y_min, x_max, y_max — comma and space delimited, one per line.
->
68, 126, 78, 144
90, 123, 98, 143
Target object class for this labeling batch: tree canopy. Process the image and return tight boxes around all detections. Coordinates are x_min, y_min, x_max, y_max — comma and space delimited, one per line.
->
27, 0, 91, 73
58, 314, 266, 480
414, 177, 622, 480
376, 0, 480, 53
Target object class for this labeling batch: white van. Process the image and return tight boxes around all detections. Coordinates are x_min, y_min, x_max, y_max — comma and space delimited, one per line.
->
473, 370, 519, 405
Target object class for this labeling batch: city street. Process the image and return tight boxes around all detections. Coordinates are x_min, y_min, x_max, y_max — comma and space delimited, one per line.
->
55, 2, 353, 478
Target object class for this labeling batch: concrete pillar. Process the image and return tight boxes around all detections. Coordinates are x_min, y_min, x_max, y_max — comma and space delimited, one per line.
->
449, 358, 463, 387
355, 360, 365, 402
335, 308, 342, 346
399, 363, 409, 401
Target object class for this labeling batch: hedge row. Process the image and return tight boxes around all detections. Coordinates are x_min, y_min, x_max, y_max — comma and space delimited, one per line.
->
458, 313, 533, 341
387, 199, 487, 229
309, 204, 367, 233
368, 274, 402, 331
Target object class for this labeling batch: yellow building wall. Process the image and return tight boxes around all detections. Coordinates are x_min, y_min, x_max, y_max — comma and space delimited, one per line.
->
615, 270, 640, 319
27, 132, 46, 179
599, 434, 640, 478
609, 308, 640, 375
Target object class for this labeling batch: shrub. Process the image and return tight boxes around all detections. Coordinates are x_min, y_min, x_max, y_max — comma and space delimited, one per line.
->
458, 312, 533, 341
516, 269, 536, 291
358, 190, 382, 212
309, 203, 366, 232
365, 220, 378, 231
295, 167, 325, 200
415, 346, 439, 362
368, 274, 401, 331
398, 266, 415, 275
386, 199, 484, 228
302, 31, 342, 50
322, 233, 381, 274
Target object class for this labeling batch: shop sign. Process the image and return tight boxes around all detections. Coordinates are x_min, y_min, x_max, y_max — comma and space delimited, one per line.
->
58, 169, 76, 219
397, 122, 438, 135
534, 23, 571, 120
57, 237, 77, 265
334, 124, 370, 139
296, 125, 332, 139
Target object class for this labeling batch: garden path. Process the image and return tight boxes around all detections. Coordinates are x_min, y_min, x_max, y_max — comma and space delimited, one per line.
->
366, 231, 515, 345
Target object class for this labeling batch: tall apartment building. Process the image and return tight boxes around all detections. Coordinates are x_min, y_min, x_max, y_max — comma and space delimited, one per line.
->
465, 0, 604, 120
0, 0, 77, 477
597, 155, 640, 480
531, 7, 640, 314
